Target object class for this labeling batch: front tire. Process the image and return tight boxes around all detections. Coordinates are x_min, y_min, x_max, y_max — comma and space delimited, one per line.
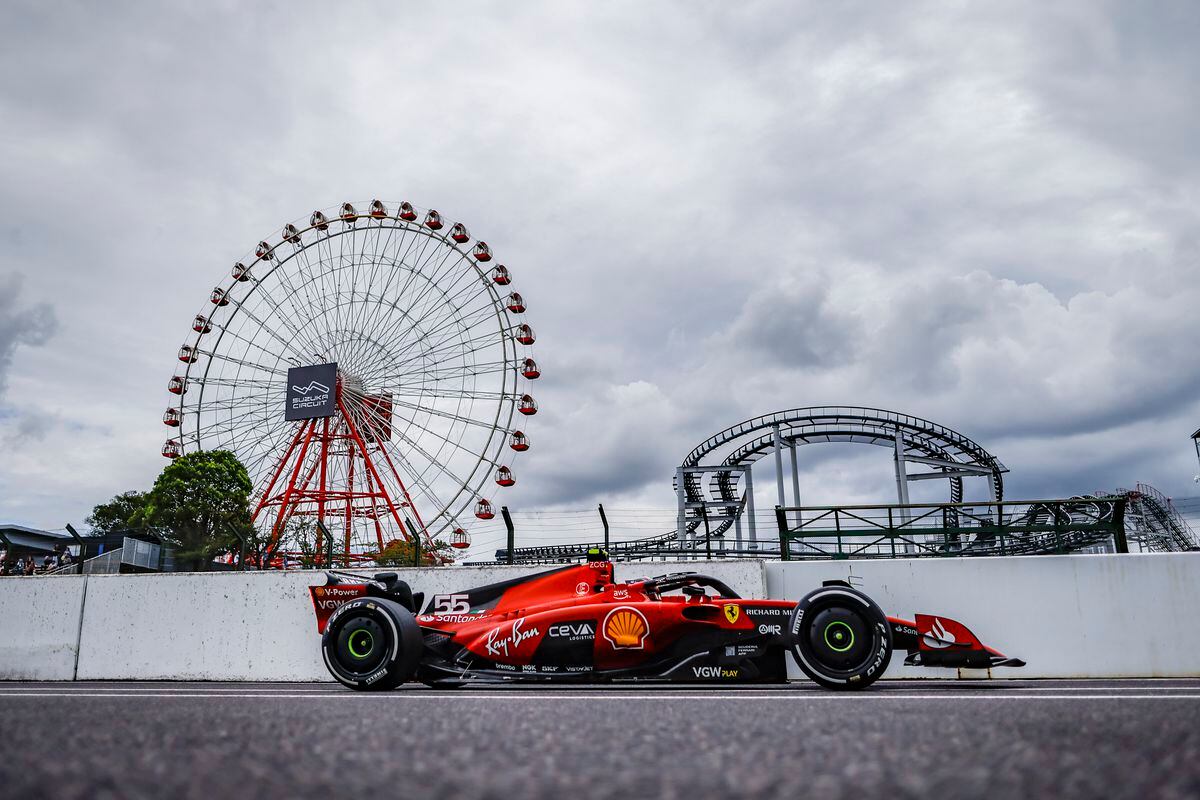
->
322, 597, 423, 691
788, 585, 892, 690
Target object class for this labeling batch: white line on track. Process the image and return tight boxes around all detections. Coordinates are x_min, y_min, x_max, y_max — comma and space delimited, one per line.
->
3, 692, 1200, 700
2, 685, 1199, 693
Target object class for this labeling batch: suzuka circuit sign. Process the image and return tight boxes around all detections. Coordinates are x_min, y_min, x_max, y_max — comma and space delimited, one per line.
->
285, 363, 337, 420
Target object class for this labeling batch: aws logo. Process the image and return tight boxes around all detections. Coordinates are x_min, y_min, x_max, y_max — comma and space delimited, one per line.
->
602, 607, 649, 649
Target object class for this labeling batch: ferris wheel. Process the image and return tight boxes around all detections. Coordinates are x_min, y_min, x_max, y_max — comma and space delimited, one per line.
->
161, 200, 540, 561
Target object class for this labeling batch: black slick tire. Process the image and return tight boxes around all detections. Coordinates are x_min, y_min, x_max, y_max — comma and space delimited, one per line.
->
321, 597, 422, 691
787, 585, 892, 690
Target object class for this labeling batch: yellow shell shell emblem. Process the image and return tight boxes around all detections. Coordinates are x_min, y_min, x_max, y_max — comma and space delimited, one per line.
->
315, 587, 325, 597
603, 607, 649, 649
724, 604, 740, 624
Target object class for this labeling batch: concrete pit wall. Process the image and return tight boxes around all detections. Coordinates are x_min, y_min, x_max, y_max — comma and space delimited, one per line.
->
766, 552, 1200, 679
0, 575, 88, 680
72, 559, 764, 681
2, 554, 1198, 681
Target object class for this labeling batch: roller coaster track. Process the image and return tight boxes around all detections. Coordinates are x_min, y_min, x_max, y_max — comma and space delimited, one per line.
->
491, 496, 1131, 564
1116, 483, 1199, 552
483, 409, 1197, 565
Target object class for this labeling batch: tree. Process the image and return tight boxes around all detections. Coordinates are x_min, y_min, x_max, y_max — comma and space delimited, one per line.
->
375, 537, 455, 567
85, 490, 151, 535
134, 450, 254, 571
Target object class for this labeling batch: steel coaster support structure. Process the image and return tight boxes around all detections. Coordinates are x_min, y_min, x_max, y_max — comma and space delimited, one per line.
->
774, 497, 1129, 560
486, 496, 1130, 566
1193, 428, 1200, 478
675, 465, 755, 557
1115, 483, 1199, 552
676, 407, 1008, 553
492, 406, 1012, 564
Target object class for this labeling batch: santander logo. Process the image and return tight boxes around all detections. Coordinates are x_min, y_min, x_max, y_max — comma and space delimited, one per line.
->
923, 617, 956, 649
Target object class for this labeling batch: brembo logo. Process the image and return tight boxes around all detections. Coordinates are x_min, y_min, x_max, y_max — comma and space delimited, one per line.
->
923, 617, 956, 649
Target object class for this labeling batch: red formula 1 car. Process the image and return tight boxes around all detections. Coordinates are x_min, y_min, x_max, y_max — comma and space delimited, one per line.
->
309, 553, 1024, 691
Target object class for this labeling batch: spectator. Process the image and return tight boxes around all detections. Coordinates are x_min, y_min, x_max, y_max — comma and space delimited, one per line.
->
23, 558, 35, 576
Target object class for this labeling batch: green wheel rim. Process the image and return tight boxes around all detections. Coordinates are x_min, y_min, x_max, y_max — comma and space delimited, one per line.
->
348, 629, 375, 659
823, 621, 855, 653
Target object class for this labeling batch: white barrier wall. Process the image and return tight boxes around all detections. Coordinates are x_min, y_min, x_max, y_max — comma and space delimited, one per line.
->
0, 575, 87, 680
6, 554, 1199, 681
765, 553, 1200, 679
74, 560, 765, 681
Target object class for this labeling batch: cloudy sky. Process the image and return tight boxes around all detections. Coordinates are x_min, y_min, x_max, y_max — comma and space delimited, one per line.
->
2, 2, 1198, 554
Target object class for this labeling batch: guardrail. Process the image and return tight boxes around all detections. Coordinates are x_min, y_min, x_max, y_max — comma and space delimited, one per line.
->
774, 497, 1127, 560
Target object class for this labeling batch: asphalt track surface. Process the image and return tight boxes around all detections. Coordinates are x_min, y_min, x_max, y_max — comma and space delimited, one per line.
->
2, 680, 1199, 800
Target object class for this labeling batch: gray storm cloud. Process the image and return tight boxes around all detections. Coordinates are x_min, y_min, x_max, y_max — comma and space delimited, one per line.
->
0, 1, 1197, 539
0, 274, 56, 398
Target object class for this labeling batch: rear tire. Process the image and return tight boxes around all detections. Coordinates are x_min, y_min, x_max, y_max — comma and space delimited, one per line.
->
322, 597, 423, 691
787, 585, 892, 690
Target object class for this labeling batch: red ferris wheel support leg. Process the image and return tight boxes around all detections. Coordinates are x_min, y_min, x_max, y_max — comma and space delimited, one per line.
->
266, 418, 318, 560
344, 438, 355, 567
360, 460, 387, 553
316, 416, 330, 563
252, 422, 308, 522
369, 438, 436, 550
337, 394, 412, 545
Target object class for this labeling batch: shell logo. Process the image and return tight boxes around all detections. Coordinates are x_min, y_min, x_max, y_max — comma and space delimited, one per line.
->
602, 607, 649, 650
315, 587, 325, 597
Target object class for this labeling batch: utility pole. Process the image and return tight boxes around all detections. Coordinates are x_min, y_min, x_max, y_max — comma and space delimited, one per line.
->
316, 521, 333, 570
405, 516, 420, 567
775, 506, 789, 561
598, 504, 610, 552
701, 503, 712, 560
501, 506, 515, 566
65, 523, 87, 575
225, 523, 247, 572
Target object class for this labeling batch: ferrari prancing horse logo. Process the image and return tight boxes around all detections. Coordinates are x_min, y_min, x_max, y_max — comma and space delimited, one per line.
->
724, 604, 740, 624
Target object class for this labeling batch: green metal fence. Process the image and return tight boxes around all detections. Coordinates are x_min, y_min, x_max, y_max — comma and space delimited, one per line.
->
775, 497, 1127, 560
